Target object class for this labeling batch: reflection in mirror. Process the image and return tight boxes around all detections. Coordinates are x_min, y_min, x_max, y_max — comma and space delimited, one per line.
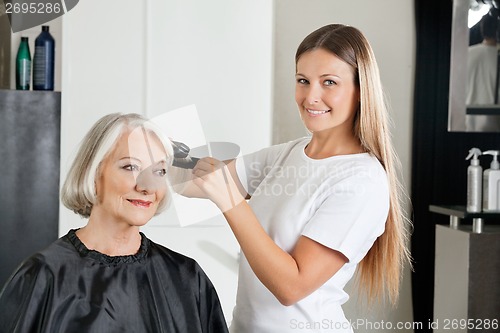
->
467, 2, 498, 105
449, 0, 500, 132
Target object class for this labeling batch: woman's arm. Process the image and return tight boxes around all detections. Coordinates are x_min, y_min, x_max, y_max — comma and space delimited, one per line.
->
225, 203, 348, 305
0, 256, 53, 332
192, 157, 348, 305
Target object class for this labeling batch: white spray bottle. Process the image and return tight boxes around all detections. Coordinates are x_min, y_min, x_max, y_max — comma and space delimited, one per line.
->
482, 150, 500, 211
466, 148, 482, 212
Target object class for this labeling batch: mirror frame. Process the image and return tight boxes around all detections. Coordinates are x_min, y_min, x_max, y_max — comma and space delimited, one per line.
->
448, 0, 500, 132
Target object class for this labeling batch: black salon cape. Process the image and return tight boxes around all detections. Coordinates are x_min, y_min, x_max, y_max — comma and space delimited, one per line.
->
0, 229, 228, 333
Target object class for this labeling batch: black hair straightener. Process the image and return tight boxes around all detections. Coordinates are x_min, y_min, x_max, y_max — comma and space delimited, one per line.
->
171, 140, 200, 169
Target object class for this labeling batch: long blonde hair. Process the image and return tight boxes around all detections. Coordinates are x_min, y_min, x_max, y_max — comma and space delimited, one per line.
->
296, 24, 412, 305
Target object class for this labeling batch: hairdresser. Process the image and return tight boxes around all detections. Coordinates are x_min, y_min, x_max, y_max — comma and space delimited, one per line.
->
181, 24, 411, 333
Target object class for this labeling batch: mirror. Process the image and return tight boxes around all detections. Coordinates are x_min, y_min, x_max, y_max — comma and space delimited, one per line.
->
449, 0, 500, 132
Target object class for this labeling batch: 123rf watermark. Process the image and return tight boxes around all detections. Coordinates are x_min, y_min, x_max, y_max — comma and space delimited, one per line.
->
290, 318, 499, 330
1, 0, 80, 32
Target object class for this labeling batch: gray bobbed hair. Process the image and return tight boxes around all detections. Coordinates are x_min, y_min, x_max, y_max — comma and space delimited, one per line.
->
61, 113, 174, 218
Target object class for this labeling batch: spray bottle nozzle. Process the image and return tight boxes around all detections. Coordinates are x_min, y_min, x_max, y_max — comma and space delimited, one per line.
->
466, 148, 482, 166
483, 150, 500, 170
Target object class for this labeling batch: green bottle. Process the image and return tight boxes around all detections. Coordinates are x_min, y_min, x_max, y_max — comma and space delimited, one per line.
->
16, 37, 31, 90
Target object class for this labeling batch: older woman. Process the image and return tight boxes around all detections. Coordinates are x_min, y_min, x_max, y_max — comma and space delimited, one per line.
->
0, 113, 228, 333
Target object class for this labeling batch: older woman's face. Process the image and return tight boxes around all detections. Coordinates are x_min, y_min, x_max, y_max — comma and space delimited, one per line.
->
94, 128, 168, 227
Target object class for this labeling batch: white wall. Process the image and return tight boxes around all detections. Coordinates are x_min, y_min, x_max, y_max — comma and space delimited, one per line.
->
273, 0, 415, 332
59, 0, 273, 324
59, 0, 148, 193
143, 0, 273, 324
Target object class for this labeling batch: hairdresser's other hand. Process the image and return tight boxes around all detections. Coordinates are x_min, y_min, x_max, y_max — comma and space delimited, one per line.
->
192, 157, 245, 212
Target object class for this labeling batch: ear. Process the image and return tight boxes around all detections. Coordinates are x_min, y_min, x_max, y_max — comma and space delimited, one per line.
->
93, 164, 104, 200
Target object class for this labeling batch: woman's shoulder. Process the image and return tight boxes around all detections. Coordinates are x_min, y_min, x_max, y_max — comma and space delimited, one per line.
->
3, 239, 67, 289
320, 153, 388, 194
255, 137, 309, 163
147, 239, 203, 272
26, 236, 75, 267
332, 152, 386, 172
255, 136, 309, 155
146, 240, 217, 289
353, 152, 386, 170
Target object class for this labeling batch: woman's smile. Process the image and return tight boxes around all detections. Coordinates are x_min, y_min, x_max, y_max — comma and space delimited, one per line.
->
126, 199, 153, 208
306, 109, 331, 116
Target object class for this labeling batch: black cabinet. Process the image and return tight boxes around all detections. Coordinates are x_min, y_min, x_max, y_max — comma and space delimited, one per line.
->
0, 89, 60, 287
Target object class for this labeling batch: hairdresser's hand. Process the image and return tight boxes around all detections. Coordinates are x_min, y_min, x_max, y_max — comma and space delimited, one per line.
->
192, 157, 245, 212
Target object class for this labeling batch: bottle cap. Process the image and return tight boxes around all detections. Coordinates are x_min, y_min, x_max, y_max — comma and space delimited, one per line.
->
483, 150, 500, 170
466, 148, 482, 166
42, 26, 49, 32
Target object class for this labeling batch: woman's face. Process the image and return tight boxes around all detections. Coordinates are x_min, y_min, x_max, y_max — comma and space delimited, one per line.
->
295, 48, 360, 134
94, 127, 168, 227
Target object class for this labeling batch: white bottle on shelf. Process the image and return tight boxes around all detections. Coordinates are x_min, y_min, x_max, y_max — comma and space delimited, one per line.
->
466, 148, 482, 213
482, 150, 500, 212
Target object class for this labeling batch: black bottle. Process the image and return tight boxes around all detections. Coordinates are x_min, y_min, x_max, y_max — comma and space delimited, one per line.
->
33, 26, 55, 91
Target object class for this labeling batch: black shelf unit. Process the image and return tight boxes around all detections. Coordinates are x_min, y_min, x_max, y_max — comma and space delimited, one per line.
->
0, 89, 61, 287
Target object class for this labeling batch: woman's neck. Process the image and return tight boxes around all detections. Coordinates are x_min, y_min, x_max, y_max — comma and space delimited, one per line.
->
76, 214, 142, 256
483, 37, 497, 46
305, 129, 364, 159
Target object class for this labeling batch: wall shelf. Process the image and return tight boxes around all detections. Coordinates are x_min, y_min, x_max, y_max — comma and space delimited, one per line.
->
466, 107, 500, 116
429, 204, 500, 233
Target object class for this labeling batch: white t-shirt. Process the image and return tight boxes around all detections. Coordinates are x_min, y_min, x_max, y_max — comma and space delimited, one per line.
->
466, 43, 498, 105
465, 43, 500, 131
230, 137, 389, 333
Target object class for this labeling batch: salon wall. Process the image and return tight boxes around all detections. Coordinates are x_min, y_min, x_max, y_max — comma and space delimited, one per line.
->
272, 0, 415, 331
142, 0, 273, 324
59, 0, 414, 329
